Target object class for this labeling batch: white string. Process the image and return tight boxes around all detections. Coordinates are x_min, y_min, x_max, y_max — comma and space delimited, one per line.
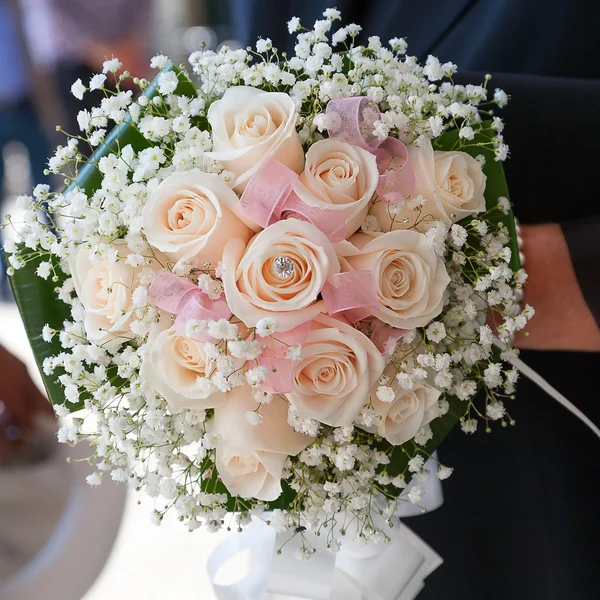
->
507, 354, 600, 440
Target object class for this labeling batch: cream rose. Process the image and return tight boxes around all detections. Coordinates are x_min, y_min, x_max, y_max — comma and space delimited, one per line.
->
364, 373, 441, 445
142, 171, 253, 271
286, 313, 385, 426
140, 325, 226, 410
209, 387, 313, 501
341, 230, 450, 329
69, 245, 140, 346
222, 218, 339, 332
372, 137, 486, 231
205, 87, 304, 192
293, 139, 379, 237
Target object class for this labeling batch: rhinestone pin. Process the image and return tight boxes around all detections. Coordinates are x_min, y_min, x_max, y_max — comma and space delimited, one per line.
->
273, 256, 294, 279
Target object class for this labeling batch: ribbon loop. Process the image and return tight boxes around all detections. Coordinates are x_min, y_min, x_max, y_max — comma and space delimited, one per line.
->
322, 271, 379, 325
238, 158, 348, 243
239, 157, 297, 229
326, 97, 415, 205
257, 322, 311, 394
376, 138, 416, 205
326, 96, 381, 152
209, 517, 443, 600
148, 271, 231, 339
280, 192, 347, 242
148, 271, 198, 314
369, 319, 412, 356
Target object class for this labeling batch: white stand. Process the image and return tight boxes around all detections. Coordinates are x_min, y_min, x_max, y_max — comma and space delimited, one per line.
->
209, 518, 442, 600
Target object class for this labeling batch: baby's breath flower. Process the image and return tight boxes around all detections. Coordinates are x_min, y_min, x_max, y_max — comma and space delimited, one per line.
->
36, 261, 52, 279
150, 54, 170, 69
426, 322, 446, 343
207, 319, 238, 340
498, 196, 511, 214
102, 57, 122, 74
376, 385, 395, 403
70, 78, 86, 100
287, 16, 301, 34
89, 73, 106, 91
245, 411, 264, 425
437, 465, 453, 480
408, 486, 425, 504
255, 317, 276, 337
494, 88, 509, 107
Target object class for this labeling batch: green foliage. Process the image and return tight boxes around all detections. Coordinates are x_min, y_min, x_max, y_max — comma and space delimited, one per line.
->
4, 251, 76, 407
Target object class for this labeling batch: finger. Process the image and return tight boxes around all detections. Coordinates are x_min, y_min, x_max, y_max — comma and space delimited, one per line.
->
11, 358, 53, 423
0, 401, 27, 459
0, 385, 31, 430
1, 350, 33, 420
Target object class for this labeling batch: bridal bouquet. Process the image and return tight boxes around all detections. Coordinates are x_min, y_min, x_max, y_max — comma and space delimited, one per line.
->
3, 9, 532, 552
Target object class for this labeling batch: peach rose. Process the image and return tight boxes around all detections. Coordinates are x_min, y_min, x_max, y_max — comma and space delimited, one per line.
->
293, 139, 379, 237
208, 387, 313, 501
286, 313, 385, 426
142, 171, 253, 271
205, 87, 304, 192
69, 245, 140, 346
221, 218, 339, 332
340, 230, 450, 329
140, 325, 226, 410
372, 138, 486, 231
364, 371, 441, 445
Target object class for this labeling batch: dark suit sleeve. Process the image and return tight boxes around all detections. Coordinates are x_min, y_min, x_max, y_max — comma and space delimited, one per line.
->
561, 215, 600, 326
454, 71, 600, 329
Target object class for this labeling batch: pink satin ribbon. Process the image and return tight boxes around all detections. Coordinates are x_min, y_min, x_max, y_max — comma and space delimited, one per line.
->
321, 270, 379, 325
256, 322, 311, 394
148, 271, 231, 339
238, 157, 346, 242
369, 320, 412, 356
257, 272, 383, 392
326, 97, 416, 205
238, 157, 297, 230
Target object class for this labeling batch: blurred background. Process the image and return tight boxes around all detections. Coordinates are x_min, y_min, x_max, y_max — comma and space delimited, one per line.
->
1, 2, 242, 599
1, 0, 237, 285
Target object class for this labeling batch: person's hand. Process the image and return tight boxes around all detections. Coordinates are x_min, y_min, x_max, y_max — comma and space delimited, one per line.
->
516, 223, 600, 351
0, 346, 52, 461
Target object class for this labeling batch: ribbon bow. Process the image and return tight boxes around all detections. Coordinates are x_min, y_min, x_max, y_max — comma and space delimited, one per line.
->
208, 460, 445, 600
238, 161, 381, 332
321, 270, 379, 325
148, 271, 231, 339
238, 158, 347, 242
326, 96, 416, 205
208, 518, 442, 600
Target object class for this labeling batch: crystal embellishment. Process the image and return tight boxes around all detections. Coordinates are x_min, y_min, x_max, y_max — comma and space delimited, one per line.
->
273, 256, 295, 279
